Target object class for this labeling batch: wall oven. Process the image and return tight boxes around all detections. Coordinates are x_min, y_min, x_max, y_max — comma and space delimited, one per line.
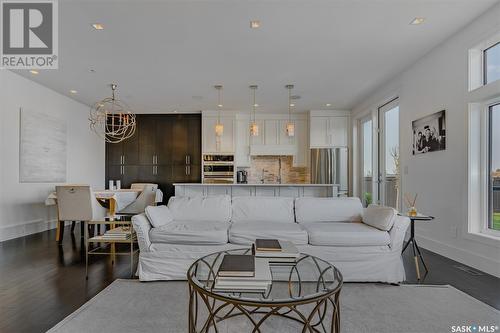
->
202, 154, 234, 184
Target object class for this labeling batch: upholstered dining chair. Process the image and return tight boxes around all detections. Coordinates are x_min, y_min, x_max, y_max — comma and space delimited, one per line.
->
118, 183, 159, 215
55, 185, 108, 244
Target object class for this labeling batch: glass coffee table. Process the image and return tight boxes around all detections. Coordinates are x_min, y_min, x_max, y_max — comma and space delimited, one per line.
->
187, 248, 343, 333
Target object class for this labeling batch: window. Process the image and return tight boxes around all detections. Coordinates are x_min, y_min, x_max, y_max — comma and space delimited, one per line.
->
362, 120, 373, 178
384, 106, 399, 176
361, 118, 373, 206
488, 103, 500, 231
468, 97, 500, 244
468, 31, 500, 91
484, 42, 500, 85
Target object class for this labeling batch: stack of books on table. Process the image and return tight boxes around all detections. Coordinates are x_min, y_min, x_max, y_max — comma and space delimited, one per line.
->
214, 255, 271, 293
96, 227, 133, 241
253, 239, 300, 265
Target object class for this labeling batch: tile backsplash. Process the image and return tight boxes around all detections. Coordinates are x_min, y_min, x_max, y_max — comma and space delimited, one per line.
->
243, 156, 310, 184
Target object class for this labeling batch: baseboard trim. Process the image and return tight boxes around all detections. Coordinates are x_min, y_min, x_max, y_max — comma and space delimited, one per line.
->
415, 234, 500, 278
0, 219, 61, 242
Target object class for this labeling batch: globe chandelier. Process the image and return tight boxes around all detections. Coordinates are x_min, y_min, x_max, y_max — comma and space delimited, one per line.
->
89, 84, 136, 143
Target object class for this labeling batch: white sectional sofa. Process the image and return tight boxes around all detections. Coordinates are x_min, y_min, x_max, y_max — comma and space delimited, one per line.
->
132, 195, 410, 283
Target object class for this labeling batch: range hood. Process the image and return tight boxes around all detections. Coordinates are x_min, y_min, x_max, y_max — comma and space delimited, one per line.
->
249, 144, 297, 156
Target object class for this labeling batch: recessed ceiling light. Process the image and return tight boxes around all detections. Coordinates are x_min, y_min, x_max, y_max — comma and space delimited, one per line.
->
218, 104, 223, 108
29, 70, 39, 75
253, 104, 259, 107
250, 20, 260, 29
326, 103, 332, 107
70, 90, 77, 94
410, 17, 425, 25
92, 23, 104, 30
289, 103, 295, 107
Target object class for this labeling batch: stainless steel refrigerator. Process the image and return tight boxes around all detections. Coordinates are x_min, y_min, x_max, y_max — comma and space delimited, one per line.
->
310, 148, 349, 195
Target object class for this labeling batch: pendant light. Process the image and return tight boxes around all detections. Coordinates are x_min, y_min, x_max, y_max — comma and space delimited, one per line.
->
214, 85, 224, 137
249, 85, 259, 136
89, 83, 136, 143
285, 84, 295, 137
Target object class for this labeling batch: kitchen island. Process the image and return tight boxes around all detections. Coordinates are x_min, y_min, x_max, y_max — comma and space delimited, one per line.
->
173, 183, 340, 198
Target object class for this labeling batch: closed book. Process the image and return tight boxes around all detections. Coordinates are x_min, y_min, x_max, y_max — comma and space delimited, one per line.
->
255, 239, 282, 252
255, 241, 299, 259
107, 227, 132, 234
216, 258, 271, 284
215, 280, 270, 288
102, 233, 130, 237
212, 285, 269, 293
217, 255, 255, 277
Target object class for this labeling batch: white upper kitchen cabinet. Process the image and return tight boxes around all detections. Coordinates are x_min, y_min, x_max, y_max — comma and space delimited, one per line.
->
235, 114, 251, 167
232, 113, 309, 167
293, 119, 309, 167
202, 111, 235, 153
310, 116, 330, 147
309, 110, 350, 148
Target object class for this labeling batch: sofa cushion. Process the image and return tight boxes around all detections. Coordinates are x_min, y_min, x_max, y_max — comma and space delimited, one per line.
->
302, 222, 390, 246
150, 220, 229, 245
231, 196, 295, 224
229, 222, 308, 245
295, 197, 363, 223
363, 204, 397, 231
145, 205, 173, 228
167, 195, 231, 222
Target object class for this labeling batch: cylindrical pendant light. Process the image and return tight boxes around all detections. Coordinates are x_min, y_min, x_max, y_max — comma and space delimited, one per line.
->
214, 85, 223, 137
249, 85, 259, 136
286, 84, 295, 137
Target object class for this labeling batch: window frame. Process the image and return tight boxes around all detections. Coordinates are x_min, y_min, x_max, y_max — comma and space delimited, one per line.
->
468, 31, 500, 91
486, 102, 500, 236
483, 41, 500, 85
467, 96, 500, 246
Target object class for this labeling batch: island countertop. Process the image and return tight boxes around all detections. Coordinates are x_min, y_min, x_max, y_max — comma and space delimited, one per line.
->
173, 183, 339, 187
173, 183, 341, 197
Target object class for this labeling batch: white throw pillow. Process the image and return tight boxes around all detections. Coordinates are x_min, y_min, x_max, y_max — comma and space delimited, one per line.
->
145, 205, 174, 228
362, 204, 397, 231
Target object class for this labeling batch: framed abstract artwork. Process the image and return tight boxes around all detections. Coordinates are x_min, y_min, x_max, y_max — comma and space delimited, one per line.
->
19, 108, 67, 182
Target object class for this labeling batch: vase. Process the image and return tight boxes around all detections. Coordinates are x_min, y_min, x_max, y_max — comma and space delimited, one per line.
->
408, 206, 417, 217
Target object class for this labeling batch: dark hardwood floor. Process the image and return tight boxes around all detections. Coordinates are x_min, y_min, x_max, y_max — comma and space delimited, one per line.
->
402, 246, 500, 309
0, 226, 136, 333
0, 227, 499, 333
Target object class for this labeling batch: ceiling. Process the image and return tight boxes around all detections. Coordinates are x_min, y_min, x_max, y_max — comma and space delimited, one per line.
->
14, 0, 499, 113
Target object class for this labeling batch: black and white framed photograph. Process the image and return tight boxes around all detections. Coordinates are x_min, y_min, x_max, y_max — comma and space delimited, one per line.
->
412, 110, 446, 155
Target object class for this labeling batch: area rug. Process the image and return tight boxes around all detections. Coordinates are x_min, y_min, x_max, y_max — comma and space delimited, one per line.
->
48, 280, 499, 333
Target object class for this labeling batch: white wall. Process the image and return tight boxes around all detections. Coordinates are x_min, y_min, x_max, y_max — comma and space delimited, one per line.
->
352, 3, 500, 277
0, 70, 105, 241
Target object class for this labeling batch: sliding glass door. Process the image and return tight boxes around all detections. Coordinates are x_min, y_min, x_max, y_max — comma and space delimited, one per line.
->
378, 98, 400, 209
360, 117, 374, 206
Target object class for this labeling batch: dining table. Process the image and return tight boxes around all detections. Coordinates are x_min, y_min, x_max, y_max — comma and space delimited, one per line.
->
45, 188, 163, 242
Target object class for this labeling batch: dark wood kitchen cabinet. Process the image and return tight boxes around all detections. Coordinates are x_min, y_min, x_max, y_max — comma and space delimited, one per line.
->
106, 114, 201, 203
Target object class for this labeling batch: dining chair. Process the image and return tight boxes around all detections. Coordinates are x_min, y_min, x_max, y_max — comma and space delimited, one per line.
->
118, 183, 159, 214
55, 185, 108, 244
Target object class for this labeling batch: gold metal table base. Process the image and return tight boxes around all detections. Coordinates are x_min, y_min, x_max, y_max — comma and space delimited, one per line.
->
188, 285, 340, 333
